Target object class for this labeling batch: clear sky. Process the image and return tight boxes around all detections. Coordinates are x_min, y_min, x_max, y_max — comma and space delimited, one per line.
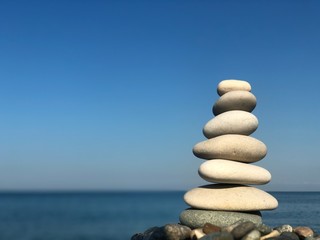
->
0, 0, 319, 191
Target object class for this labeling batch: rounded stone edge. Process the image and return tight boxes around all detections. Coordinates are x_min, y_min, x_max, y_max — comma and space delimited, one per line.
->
179, 209, 262, 229
217, 79, 252, 96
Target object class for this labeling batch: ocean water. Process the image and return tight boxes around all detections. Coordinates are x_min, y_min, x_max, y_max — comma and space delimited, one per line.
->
0, 192, 319, 240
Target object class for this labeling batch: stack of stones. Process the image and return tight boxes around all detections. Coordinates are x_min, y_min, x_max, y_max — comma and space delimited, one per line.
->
180, 79, 278, 229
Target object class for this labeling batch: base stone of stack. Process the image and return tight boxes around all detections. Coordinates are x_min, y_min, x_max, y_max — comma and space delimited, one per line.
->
179, 209, 262, 229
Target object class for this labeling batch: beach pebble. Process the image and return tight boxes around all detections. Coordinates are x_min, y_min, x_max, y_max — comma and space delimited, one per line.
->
294, 227, 314, 239
217, 80, 252, 96
199, 231, 234, 240
191, 228, 206, 240
193, 135, 267, 162
203, 223, 221, 234
184, 184, 278, 211
256, 224, 272, 235
198, 160, 271, 185
203, 111, 258, 138
222, 220, 247, 233
180, 209, 262, 229
242, 230, 261, 240
276, 225, 293, 233
213, 91, 256, 116
280, 232, 300, 240
162, 224, 192, 240
231, 221, 256, 239
260, 230, 280, 240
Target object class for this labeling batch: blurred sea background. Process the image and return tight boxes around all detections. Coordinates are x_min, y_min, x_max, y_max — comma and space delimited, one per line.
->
0, 191, 319, 240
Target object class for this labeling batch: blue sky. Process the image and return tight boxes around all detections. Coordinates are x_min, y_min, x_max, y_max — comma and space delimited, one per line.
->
0, 1, 319, 191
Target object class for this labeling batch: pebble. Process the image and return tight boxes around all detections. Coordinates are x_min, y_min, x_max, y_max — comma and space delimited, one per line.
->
222, 220, 246, 233
280, 232, 300, 240
276, 225, 293, 233
162, 224, 192, 240
256, 224, 272, 235
200, 231, 234, 240
191, 228, 206, 240
203, 110, 258, 138
212, 91, 256, 116
203, 223, 221, 234
184, 184, 278, 211
260, 230, 280, 240
179, 209, 262, 229
242, 230, 261, 240
294, 226, 314, 239
193, 134, 267, 162
231, 221, 256, 239
198, 160, 271, 185
217, 80, 251, 96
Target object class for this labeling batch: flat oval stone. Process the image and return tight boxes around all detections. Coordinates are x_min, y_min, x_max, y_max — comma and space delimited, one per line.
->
184, 184, 278, 211
198, 160, 271, 185
213, 91, 256, 116
193, 134, 267, 162
203, 110, 258, 138
217, 80, 251, 96
179, 209, 262, 229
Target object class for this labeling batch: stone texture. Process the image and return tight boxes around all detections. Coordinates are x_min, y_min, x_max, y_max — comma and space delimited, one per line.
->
294, 227, 314, 239
241, 230, 261, 240
222, 220, 246, 233
256, 224, 272, 235
276, 225, 293, 233
217, 80, 251, 96
193, 135, 267, 162
203, 223, 221, 234
199, 231, 234, 240
231, 221, 255, 239
162, 224, 192, 240
203, 111, 258, 138
184, 184, 278, 211
212, 91, 256, 116
198, 160, 271, 185
179, 209, 262, 229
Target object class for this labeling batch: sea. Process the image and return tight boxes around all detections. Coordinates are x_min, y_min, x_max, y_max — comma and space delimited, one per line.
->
0, 191, 319, 240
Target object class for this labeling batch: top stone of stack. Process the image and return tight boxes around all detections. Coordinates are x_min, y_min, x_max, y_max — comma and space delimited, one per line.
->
217, 79, 251, 96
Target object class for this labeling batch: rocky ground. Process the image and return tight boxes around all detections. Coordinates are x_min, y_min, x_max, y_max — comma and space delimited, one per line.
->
131, 220, 319, 240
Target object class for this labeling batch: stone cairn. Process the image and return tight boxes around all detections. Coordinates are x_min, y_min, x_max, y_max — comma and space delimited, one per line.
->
180, 79, 278, 229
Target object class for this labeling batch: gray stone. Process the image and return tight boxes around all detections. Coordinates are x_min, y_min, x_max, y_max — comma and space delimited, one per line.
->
222, 220, 246, 233
212, 91, 256, 116
231, 221, 255, 239
200, 231, 234, 240
179, 209, 262, 229
280, 232, 300, 240
256, 223, 272, 235
241, 230, 261, 240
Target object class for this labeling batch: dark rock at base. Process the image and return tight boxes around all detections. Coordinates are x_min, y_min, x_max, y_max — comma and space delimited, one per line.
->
281, 232, 300, 240
231, 221, 255, 239
131, 233, 144, 240
242, 230, 261, 240
200, 231, 234, 240
256, 224, 273, 236
203, 223, 221, 234
162, 224, 192, 240
180, 209, 262, 229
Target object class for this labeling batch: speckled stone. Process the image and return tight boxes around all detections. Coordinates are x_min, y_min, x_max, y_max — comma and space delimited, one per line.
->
242, 230, 261, 240
193, 135, 267, 163
203, 110, 258, 138
179, 209, 262, 229
213, 91, 256, 116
